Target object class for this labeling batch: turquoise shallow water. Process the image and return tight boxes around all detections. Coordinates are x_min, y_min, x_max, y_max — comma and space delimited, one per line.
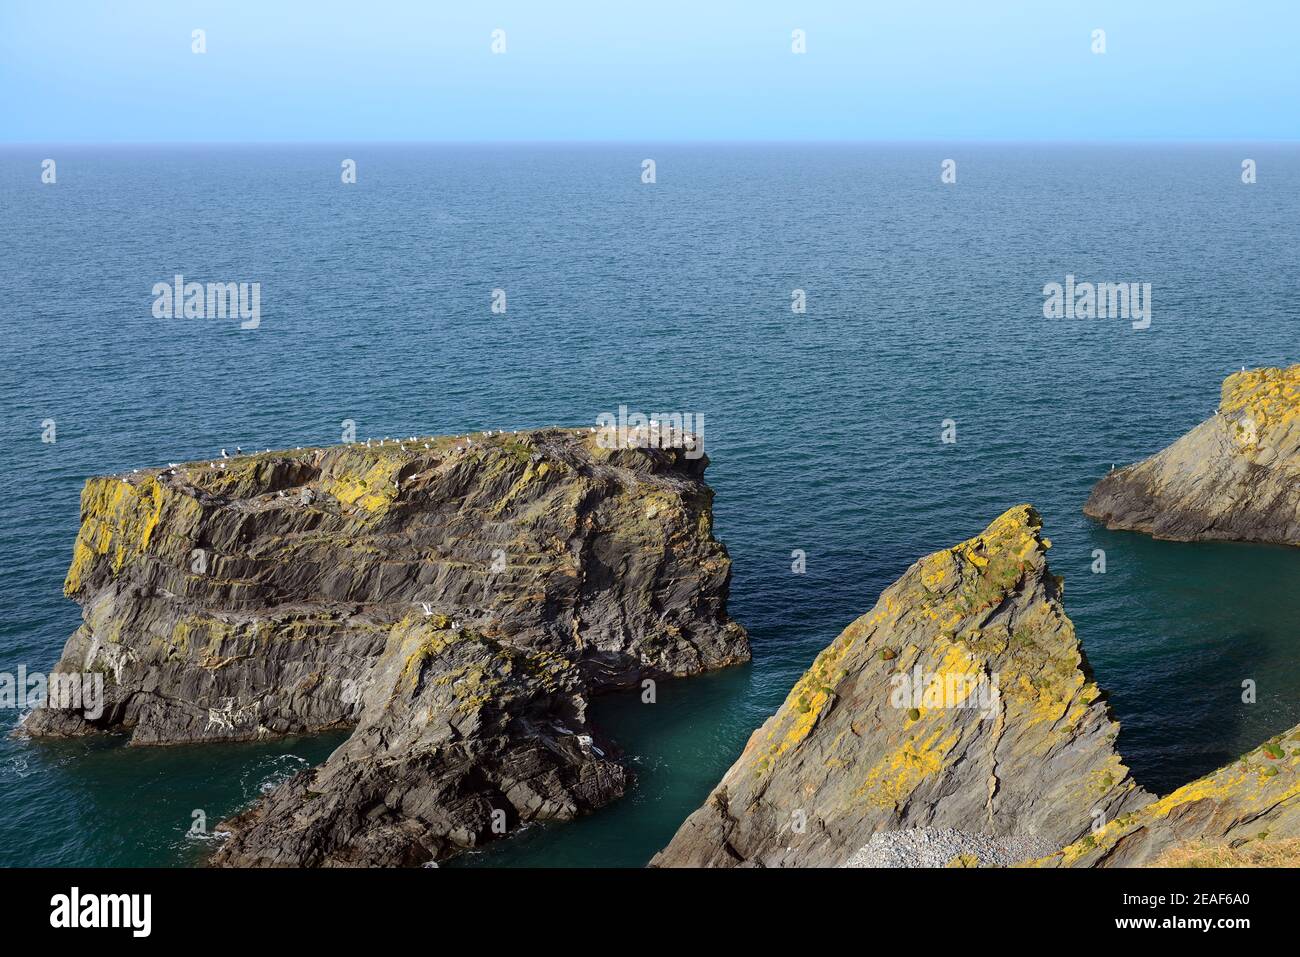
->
1, 144, 1298, 866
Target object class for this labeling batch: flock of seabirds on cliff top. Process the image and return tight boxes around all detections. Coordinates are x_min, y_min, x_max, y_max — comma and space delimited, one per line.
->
117, 419, 700, 485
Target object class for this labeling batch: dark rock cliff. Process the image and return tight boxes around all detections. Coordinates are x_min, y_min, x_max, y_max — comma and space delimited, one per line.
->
24, 428, 748, 865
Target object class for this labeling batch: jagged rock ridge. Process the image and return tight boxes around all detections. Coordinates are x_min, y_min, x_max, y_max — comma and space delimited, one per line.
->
25, 428, 748, 865
652, 506, 1149, 867
1034, 724, 1300, 867
1085, 364, 1300, 545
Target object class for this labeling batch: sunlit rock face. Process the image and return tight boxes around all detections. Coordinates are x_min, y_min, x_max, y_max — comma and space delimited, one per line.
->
1085, 364, 1300, 546
652, 506, 1148, 868
1034, 725, 1300, 868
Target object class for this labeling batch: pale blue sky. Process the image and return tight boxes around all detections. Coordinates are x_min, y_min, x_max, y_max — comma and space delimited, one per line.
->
1, 0, 1296, 143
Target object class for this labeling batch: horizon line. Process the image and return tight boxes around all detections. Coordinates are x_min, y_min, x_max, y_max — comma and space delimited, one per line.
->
3, 138, 1299, 148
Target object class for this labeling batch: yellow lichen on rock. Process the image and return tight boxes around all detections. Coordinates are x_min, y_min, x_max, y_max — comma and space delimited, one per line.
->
1038, 727, 1300, 867
652, 505, 1149, 869
855, 728, 960, 808
320, 452, 407, 514
65, 476, 166, 595
490, 459, 553, 517
1220, 364, 1300, 443
754, 625, 858, 771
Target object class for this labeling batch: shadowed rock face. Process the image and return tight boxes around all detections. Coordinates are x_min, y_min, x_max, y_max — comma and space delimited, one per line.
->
1034, 725, 1300, 868
651, 506, 1149, 868
23, 428, 748, 865
1085, 365, 1300, 545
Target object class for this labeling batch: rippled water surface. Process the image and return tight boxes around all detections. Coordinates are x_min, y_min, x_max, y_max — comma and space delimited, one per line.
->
1, 144, 1298, 866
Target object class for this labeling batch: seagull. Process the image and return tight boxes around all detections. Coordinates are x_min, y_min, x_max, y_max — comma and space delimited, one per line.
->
236, 446, 243, 455
220, 448, 229, 459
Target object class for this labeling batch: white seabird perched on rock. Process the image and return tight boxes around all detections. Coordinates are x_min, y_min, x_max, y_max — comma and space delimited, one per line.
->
236, 446, 243, 455
220, 448, 229, 458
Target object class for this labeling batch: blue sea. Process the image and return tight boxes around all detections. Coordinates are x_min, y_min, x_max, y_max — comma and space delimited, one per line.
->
1, 144, 1298, 867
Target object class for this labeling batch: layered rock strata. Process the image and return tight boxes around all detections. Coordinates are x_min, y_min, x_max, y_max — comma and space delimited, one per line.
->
652, 506, 1149, 867
1034, 725, 1300, 867
25, 429, 748, 865
1085, 364, 1300, 545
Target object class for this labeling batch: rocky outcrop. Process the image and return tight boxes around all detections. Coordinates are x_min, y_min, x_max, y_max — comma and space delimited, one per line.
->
24, 428, 748, 865
651, 506, 1149, 868
1085, 365, 1300, 545
1034, 725, 1300, 868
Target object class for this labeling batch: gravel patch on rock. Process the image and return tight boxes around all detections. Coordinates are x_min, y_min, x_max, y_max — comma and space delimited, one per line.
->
841, 827, 1059, 868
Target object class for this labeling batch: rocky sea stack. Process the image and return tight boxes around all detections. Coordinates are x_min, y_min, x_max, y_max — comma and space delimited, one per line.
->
24, 428, 748, 865
1085, 364, 1300, 545
652, 505, 1149, 868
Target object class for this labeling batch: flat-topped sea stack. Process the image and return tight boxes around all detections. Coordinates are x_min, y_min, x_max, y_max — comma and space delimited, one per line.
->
24, 427, 748, 865
1034, 723, 1300, 867
1085, 364, 1300, 545
652, 506, 1149, 868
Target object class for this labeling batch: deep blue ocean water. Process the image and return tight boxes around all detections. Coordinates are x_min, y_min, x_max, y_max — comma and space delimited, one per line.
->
1, 144, 1298, 867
